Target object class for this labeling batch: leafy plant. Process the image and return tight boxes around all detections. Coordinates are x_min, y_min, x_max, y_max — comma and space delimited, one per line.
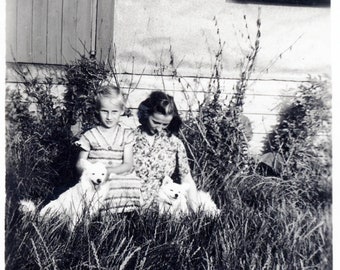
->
262, 76, 331, 158
64, 55, 138, 136
6, 67, 76, 201
179, 16, 261, 202
64, 56, 113, 133
259, 76, 331, 205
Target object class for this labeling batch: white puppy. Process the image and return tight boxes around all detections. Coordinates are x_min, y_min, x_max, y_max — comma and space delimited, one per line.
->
158, 176, 190, 217
158, 175, 221, 218
19, 160, 108, 230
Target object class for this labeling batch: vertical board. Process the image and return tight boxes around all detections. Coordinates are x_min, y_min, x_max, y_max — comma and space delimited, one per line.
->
62, 0, 77, 64
47, 0, 63, 64
7, 0, 114, 64
96, 0, 115, 62
6, 0, 17, 61
32, 0, 48, 63
75, 0, 92, 55
16, 0, 33, 62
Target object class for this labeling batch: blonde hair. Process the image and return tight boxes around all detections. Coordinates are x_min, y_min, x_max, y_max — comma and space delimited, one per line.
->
95, 84, 125, 111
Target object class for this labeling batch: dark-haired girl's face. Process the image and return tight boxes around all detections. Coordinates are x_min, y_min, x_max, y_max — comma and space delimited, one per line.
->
147, 112, 173, 135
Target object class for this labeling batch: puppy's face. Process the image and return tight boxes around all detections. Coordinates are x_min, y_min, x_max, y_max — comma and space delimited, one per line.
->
158, 176, 184, 204
85, 162, 108, 187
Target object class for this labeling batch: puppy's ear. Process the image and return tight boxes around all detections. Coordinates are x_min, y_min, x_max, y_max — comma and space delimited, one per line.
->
162, 175, 173, 185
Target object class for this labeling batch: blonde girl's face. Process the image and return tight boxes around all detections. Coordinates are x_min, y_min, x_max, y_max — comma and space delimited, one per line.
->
98, 97, 123, 129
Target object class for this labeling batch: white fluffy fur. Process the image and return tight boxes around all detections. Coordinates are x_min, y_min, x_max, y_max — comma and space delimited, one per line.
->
158, 175, 221, 218
158, 176, 190, 217
19, 160, 108, 230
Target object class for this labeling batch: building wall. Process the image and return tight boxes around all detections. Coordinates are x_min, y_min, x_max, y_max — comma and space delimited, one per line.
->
111, 0, 330, 154
6, 0, 115, 64
5, 1, 331, 155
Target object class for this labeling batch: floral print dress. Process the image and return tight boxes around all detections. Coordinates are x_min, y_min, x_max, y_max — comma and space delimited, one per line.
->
133, 127, 191, 207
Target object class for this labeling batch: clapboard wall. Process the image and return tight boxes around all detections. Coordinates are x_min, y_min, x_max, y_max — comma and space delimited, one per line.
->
6, 0, 115, 64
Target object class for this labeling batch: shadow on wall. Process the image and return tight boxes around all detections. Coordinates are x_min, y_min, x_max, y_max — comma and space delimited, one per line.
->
232, 0, 330, 6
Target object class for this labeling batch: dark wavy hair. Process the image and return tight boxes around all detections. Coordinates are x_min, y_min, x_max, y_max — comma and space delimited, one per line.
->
137, 91, 182, 136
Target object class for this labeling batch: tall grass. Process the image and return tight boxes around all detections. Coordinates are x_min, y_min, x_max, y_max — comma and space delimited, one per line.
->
6, 185, 331, 269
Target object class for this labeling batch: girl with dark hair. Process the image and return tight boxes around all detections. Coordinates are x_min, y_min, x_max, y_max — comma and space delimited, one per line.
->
133, 91, 193, 208
137, 91, 182, 136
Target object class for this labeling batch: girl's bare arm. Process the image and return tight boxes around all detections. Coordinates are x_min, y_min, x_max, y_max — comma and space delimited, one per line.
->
106, 142, 134, 175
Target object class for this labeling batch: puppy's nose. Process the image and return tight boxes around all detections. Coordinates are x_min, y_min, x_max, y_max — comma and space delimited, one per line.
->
97, 179, 102, 184
174, 194, 178, 199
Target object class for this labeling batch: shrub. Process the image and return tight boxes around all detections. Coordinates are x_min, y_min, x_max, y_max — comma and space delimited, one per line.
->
179, 16, 261, 203
6, 69, 76, 201
64, 56, 113, 132
259, 76, 332, 205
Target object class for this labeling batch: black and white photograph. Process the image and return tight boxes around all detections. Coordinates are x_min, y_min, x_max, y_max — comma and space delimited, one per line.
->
3, 0, 335, 269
